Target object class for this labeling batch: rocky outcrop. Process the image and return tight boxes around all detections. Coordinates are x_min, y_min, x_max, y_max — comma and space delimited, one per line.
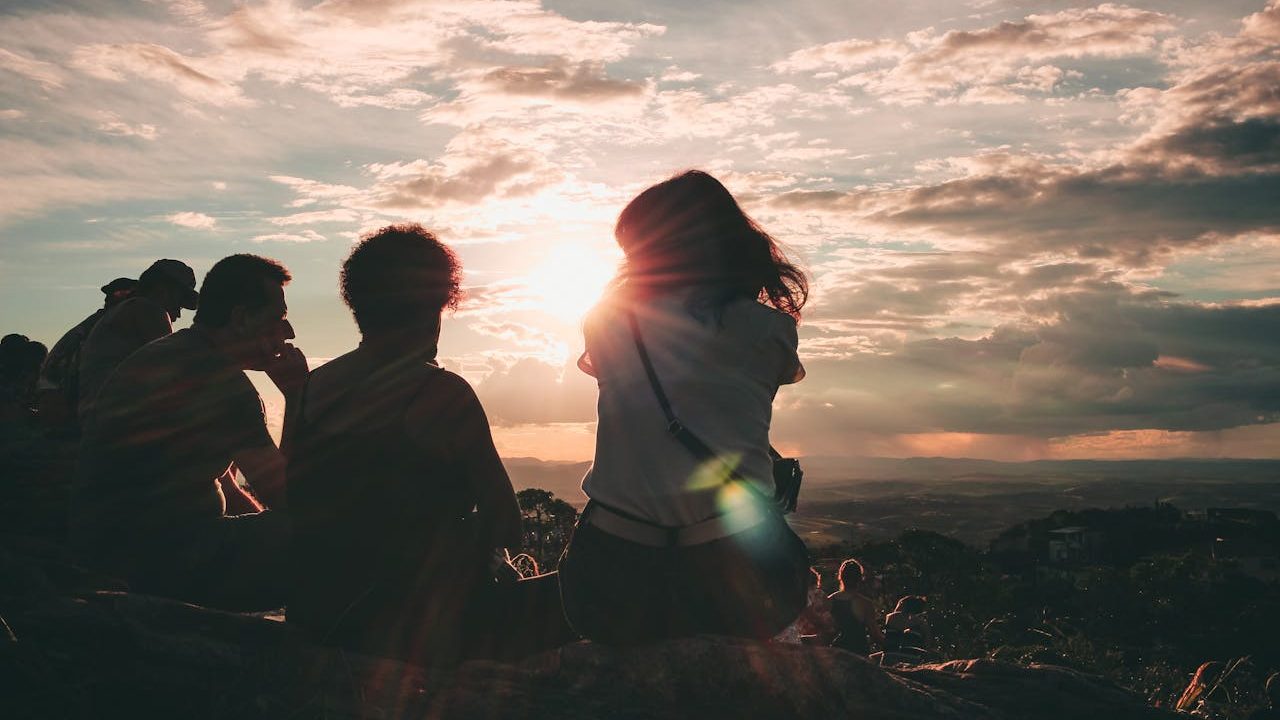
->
0, 544, 1177, 720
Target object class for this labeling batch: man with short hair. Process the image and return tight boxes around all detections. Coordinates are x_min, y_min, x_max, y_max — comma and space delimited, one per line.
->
37, 277, 137, 433
77, 260, 200, 420
71, 254, 308, 611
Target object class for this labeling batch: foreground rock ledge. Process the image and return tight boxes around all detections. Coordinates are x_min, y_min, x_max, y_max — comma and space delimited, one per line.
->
2, 588, 1175, 720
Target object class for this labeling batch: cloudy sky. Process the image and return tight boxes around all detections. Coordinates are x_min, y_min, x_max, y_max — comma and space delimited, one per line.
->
2, 0, 1278, 462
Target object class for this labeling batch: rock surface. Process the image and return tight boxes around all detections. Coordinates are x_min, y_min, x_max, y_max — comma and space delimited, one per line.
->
0, 544, 1179, 720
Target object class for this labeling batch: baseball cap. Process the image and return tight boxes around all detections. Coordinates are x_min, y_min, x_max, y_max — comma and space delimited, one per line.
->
100, 277, 137, 295
139, 259, 200, 310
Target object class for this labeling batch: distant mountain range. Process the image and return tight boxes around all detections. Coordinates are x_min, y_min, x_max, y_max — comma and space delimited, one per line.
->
503, 455, 1280, 508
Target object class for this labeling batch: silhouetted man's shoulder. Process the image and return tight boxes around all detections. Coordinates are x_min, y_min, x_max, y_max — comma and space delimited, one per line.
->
76, 325, 271, 538
85, 328, 249, 439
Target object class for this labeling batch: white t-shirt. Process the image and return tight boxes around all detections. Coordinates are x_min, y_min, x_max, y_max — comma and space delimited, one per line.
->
578, 292, 804, 526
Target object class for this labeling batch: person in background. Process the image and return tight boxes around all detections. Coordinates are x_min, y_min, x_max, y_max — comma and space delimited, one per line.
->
558, 169, 811, 645
77, 260, 198, 421
0, 334, 47, 425
287, 224, 570, 664
828, 558, 884, 655
70, 254, 306, 612
883, 595, 933, 657
776, 567, 835, 644
37, 277, 137, 433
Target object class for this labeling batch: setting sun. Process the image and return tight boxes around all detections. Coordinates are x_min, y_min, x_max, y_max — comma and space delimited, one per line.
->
521, 242, 620, 323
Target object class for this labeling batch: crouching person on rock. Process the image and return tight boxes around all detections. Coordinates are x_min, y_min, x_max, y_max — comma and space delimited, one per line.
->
558, 170, 812, 645
70, 254, 305, 612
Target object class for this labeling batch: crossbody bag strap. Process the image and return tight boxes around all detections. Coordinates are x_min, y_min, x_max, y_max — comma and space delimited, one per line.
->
625, 310, 778, 496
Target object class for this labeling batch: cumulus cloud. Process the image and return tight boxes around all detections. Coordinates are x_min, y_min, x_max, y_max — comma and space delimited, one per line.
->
659, 67, 700, 83
194, 0, 662, 109
97, 113, 159, 140
773, 38, 905, 73
775, 157, 1280, 263
251, 229, 325, 243
269, 175, 362, 204
780, 4, 1175, 105
0, 48, 66, 89
304, 84, 433, 109
366, 131, 563, 209
766, 41, 1280, 264
652, 83, 851, 139
268, 208, 361, 226
479, 61, 646, 101
166, 211, 216, 229
4, 0, 1278, 461
777, 293, 1280, 446
469, 318, 567, 362
71, 43, 247, 106
473, 355, 598, 426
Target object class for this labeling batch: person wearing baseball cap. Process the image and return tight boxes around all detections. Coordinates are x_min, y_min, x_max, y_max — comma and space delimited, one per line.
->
100, 277, 138, 303
73, 253, 307, 611
37, 277, 140, 433
77, 259, 200, 421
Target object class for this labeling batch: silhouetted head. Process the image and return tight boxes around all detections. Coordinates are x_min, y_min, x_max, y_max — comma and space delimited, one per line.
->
0, 334, 33, 381
895, 595, 927, 614
341, 224, 462, 339
1266, 672, 1280, 706
0, 335, 46, 401
137, 259, 199, 321
100, 277, 137, 309
194, 254, 293, 371
612, 170, 807, 320
837, 558, 865, 592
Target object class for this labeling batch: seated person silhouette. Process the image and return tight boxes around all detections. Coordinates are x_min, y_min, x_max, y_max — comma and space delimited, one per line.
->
286, 224, 570, 664
827, 558, 884, 655
71, 254, 307, 611
882, 595, 932, 662
38, 277, 137, 433
0, 334, 47, 427
77, 260, 199, 422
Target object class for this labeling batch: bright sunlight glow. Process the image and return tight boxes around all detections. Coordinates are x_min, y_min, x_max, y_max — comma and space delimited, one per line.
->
522, 242, 620, 322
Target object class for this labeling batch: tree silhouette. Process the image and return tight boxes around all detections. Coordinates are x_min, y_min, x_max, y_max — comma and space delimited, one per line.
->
516, 488, 579, 569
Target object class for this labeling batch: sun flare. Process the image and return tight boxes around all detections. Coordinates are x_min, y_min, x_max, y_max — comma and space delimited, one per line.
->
522, 242, 620, 322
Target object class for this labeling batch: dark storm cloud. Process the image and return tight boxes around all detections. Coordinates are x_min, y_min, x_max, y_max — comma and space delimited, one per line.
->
782, 293, 1280, 441
770, 56, 1280, 265
809, 253, 1109, 335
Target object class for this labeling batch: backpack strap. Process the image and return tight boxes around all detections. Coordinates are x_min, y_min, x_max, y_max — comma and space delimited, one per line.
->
626, 309, 777, 504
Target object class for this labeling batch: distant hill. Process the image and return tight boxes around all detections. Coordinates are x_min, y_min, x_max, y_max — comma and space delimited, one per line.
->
797, 456, 1280, 485
501, 455, 1280, 498
503, 457, 590, 504
500, 456, 1280, 536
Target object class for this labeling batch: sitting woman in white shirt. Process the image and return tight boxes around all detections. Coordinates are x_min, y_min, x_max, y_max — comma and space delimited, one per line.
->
558, 169, 811, 645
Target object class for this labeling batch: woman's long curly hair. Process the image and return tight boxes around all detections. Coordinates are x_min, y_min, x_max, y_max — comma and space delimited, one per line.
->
610, 170, 807, 321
